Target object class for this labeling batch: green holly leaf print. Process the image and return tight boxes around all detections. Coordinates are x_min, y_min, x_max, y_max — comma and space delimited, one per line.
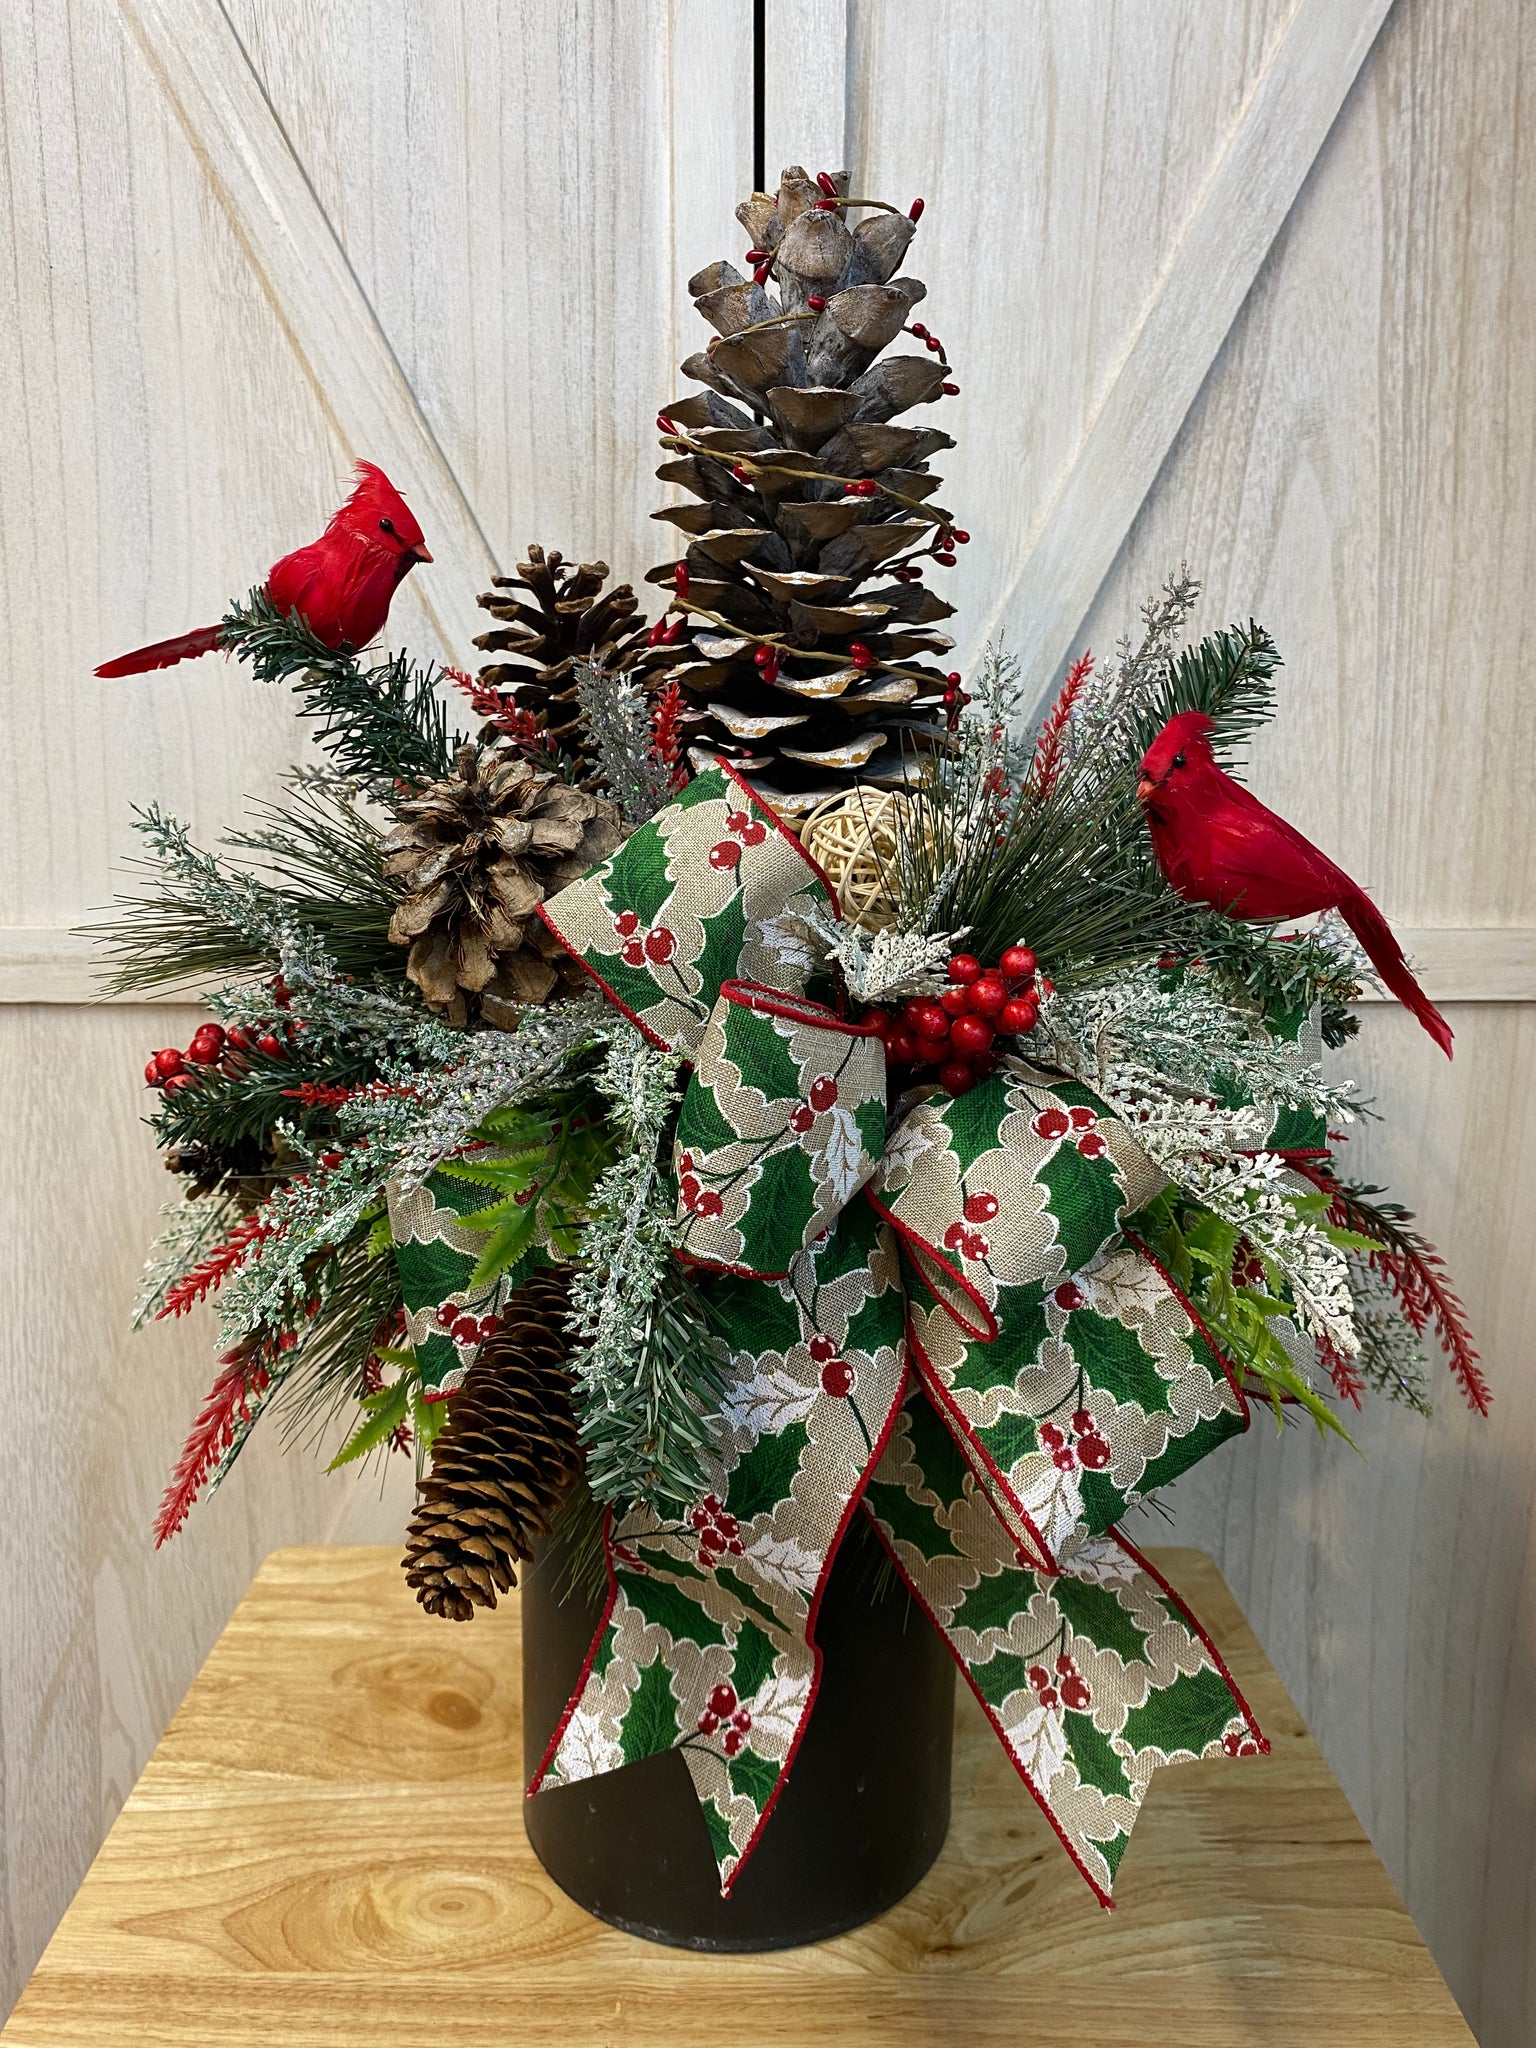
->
1069, 1309, 1176, 1416
1037, 1144, 1126, 1274
854, 1094, 887, 1160
701, 1797, 735, 1867
694, 890, 750, 1012
737, 1143, 818, 1271
966, 1647, 1036, 1713
1136, 1401, 1246, 1494
714, 1276, 803, 1358
1051, 1577, 1151, 1668
620, 1571, 729, 1650
620, 1657, 681, 1765
1065, 1709, 1132, 1800
842, 1283, 904, 1362
713, 1565, 788, 1635
975, 1408, 1042, 1475
1120, 1662, 1241, 1762
727, 1746, 780, 1812
726, 1420, 809, 1522
935, 1073, 1011, 1174
864, 1480, 963, 1562
730, 1618, 780, 1701
603, 822, 675, 931
669, 766, 729, 814
950, 1566, 1029, 1640
723, 999, 802, 1104
902, 1386, 974, 1511
677, 1075, 740, 1158
586, 945, 678, 1021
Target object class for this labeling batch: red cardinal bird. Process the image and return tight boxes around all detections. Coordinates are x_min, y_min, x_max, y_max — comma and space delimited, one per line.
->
1138, 709, 1452, 1057
95, 462, 432, 677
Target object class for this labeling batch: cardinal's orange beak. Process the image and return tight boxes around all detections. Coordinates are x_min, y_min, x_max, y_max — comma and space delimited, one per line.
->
1136, 775, 1156, 802
411, 543, 433, 565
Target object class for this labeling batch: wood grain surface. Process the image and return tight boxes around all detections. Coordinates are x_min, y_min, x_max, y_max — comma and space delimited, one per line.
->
0, 1545, 1475, 2048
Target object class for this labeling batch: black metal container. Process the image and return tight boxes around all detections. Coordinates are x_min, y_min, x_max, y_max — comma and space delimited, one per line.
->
520, 1515, 955, 1951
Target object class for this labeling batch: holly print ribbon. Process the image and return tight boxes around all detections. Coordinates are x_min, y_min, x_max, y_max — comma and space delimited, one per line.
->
517, 764, 1266, 1899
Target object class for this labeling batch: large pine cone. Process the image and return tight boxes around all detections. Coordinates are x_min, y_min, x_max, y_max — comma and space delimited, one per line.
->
472, 545, 650, 774
633, 166, 961, 812
403, 1267, 580, 1621
381, 744, 624, 1023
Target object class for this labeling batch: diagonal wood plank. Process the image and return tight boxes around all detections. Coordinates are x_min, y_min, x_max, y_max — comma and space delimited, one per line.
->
112, 0, 500, 657
763, 0, 850, 185
973, 0, 1397, 713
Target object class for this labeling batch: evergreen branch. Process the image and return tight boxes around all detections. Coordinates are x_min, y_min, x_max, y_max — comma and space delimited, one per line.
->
219, 587, 461, 792
132, 1195, 239, 1328
88, 786, 400, 997
1128, 620, 1282, 770
574, 658, 676, 824
157, 1217, 273, 1319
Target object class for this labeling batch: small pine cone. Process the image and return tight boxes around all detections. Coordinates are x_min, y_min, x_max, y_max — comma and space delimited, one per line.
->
473, 545, 651, 773
403, 1267, 580, 1622
381, 743, 625, 1022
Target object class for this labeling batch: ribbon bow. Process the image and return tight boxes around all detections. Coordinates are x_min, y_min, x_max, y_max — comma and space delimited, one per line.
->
410, 765, 1270, 1903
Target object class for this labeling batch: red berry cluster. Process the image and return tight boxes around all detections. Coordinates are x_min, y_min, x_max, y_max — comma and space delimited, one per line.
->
1027, 1653, 1092, 1714
706, 809, 768, 873
677, 1150, 725, 1219
614, 909, 677, 966
697, 1679, 754, 1754
809, 1332, 856, 1397
433, 1303, 499, 1349
1221, 1728, 1263, 1758
689, 1493, 744, 1562
863, 947, 1040, 1096
1031, 1103, 1108, 1161
143, 980, 300, 1091
1038, 1406, 1111, 1473
941, 1189, 999, 1263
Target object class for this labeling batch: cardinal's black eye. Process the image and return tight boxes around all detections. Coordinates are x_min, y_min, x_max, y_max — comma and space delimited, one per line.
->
1172, 751, 1186, 769
379, 517, 397, 535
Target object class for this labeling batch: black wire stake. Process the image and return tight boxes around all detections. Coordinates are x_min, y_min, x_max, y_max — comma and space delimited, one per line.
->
752, 0, 766, 192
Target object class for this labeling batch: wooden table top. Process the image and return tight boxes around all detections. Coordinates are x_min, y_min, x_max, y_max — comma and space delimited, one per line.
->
2, 1545, 1472, 2047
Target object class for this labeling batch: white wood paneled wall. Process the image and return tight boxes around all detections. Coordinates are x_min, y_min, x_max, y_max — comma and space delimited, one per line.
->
2, 0, 1533, 2038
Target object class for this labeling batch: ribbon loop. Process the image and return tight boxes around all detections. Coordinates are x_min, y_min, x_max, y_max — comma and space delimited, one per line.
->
675, 983, 887, 1278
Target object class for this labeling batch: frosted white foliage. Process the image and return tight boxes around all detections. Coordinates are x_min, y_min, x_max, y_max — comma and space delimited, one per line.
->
798, 903, 968, 1003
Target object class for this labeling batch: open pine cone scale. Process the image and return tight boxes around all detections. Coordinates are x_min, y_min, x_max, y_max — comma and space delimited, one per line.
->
381, 744, 624, 1022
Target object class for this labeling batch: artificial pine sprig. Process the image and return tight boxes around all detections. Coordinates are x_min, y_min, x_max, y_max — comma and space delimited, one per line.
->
564, 1029, 728, 1511
219, 588, 462, 794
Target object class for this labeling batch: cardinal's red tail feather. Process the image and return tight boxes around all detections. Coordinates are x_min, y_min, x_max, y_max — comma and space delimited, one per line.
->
95, 625, 224, 677
1339, 886, 1453, 1058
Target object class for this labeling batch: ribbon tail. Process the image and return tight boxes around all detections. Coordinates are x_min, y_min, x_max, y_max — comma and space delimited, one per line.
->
528, 1207, 909, 1894
864, 1382, 1266, 1904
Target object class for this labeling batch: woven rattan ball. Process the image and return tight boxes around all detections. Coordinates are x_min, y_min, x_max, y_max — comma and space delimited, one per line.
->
799, 787, 915, 931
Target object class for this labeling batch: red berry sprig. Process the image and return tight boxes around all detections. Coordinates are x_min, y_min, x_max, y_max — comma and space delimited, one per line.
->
863, 945, 1041, 1096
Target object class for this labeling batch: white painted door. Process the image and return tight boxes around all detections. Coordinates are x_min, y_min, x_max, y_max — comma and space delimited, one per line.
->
2, 3, 1531, 2038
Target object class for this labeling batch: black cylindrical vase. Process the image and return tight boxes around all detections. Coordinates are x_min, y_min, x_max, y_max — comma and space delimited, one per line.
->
520, 1515, 955, 1951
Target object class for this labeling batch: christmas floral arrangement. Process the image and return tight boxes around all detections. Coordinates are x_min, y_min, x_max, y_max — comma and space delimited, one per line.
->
98, 168, 1485, 1908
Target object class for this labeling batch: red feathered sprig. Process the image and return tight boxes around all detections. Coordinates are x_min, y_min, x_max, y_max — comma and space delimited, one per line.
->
156, 1217, 273, 1320
650, 681, 689, 792
1296, 1164, 1490, 1416
444, 665, 549, 755
1317, 1335, 1367, 1410
1027, 650, 1094, 798
152, 1344, 272, 1546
